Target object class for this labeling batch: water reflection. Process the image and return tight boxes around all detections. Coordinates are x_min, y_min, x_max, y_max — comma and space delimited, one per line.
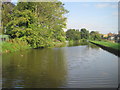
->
2, 42, 118, 88
3, 48, 67, 88
67, 40, 99, 50
67, 40, 89, 47
87, 43, 100, 49
64, 45, 118, 88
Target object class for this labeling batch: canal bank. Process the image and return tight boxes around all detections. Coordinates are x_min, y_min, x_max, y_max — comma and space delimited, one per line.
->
1, 39, 66, 54
1, 39, 30, 54
90, 41, 120, 57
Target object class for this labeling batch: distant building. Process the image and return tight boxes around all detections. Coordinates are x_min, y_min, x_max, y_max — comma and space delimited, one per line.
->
107, 33, 116, 41
108, 33, 114, 37
115, 33, 120, 43
102, 32, 120, 43
108, 36, 115, 40
102, 34, 108, 38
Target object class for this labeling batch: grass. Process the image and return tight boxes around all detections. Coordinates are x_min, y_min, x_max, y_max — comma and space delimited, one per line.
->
90, 40, 120, 50
0, 39, 67, 53
48, 41, 66, 48
1, 39, 30, 53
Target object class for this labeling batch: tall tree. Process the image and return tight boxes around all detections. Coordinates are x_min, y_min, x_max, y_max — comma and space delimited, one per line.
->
80, 28, 89, 39
66, 29, 80, 40
2, 2, 15, 34
5, 1, 68, 48
90, 31, 101, 40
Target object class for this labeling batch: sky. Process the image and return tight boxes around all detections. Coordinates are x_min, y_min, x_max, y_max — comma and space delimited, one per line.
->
11, 0, 118, 34
63, 2, 118, 34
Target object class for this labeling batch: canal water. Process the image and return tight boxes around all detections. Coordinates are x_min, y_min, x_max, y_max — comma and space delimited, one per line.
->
2, 42, 118, 88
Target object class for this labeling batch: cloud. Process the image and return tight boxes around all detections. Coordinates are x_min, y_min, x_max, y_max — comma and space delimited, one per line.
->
112, 12, 118, 16
95, 3, 118, 8
95, 3, 110, 8
111, 4, 118, 8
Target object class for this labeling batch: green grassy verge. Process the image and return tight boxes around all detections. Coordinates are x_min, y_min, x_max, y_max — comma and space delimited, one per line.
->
0, 39, 67, 54
90, 40, 120, 50
49, 41, 66, 48
1, 39, 31, 53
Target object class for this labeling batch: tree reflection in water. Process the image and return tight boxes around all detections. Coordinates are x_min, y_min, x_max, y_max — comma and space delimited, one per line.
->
2, 48, 67, 88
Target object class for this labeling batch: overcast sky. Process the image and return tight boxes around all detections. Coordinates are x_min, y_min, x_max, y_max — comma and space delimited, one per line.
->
11, 0, 118, 34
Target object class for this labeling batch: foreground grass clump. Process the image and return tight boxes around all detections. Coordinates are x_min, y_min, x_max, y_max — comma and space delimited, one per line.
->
91, 41, 120, 50
1, 39, 30, 53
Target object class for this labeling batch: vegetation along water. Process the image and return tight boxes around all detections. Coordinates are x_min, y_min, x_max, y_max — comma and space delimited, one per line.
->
1, 2, 120, 53
1, 1, 120, 88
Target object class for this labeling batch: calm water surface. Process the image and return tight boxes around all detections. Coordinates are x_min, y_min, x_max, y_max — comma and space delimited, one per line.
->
2, 43, 118, 88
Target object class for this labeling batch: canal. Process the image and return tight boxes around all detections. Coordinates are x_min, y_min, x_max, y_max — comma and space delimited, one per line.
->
2, 42, 118, 88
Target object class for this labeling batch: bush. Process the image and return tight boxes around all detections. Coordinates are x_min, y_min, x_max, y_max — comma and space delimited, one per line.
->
2, 38, 30, 53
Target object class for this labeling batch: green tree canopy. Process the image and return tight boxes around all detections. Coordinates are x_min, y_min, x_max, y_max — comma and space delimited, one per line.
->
80, 28, 89, 39
90, 31, 101, 40
2, 2, 15, 34
66, 29, 81, 40
5, 1, 68, 48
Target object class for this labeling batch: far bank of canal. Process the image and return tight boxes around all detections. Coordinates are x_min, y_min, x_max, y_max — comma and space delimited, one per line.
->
90, 41, 120, 57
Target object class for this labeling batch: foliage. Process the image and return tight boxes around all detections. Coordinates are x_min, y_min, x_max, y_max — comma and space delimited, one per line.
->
89, 31, 101, 41
1, 2, 15, 34
2, 39, 30, 53
80, 28, 89, 39
4, 1, 68, 48
66, 29, 80, 40
66, 28, 103, 41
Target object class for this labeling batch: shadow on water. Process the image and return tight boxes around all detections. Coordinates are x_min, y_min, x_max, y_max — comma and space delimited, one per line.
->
2, 48, 67, 88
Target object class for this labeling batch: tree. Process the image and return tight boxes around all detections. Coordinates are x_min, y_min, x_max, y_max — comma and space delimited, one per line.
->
5, 1, 68, 48
66, 29, 80, 40
1, 2, 15, 34
90, 31, 101, 40
80, 28, 89, 39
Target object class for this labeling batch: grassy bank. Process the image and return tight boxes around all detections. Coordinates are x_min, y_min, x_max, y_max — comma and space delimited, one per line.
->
0, 39, 67, 54
53, 42, 66, 48
1, 39, 30, 53
90, 41, 120, 50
